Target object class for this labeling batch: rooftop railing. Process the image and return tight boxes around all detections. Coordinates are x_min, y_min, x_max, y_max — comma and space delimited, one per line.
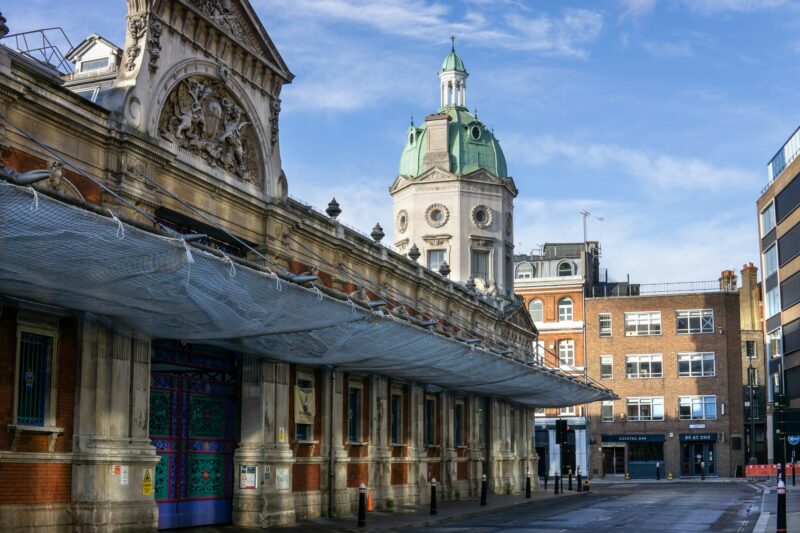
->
0, 28, 74, 74
765, 124, 800, 194
589, 280, 736, 298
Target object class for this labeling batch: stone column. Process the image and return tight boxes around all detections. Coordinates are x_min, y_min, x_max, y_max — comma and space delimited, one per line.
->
408, 382, 425, 504
369, 375, 391, 505
261, 362, 295, 526
232, 356, 266, 527
320, 369, 349, 517
71, 315, 158, 532
442, 392, 457, 499
548, 429, 560, 478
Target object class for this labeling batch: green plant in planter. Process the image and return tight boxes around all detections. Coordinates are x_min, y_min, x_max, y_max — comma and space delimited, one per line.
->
504, 484, 513, 495
385, 498, 395, 512
454, 490, 460, 501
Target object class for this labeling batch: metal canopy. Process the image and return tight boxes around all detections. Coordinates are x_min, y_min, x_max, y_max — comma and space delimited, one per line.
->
0, 182, 613, 407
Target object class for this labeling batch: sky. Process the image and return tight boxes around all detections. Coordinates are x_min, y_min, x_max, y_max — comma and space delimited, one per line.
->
7, 0, 800, 284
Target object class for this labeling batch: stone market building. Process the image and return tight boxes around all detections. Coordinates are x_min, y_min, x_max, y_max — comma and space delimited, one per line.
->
0, 2, 612, 531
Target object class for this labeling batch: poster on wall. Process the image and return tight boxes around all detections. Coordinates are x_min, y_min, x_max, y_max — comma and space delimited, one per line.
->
121, 465, 129, 486
142, 469, 153, 496
239, 465, 257, 489
276, 467, 289, 491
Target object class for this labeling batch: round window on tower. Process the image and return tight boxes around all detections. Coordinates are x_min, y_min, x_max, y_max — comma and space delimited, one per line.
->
471, 205, 493, 228
397, 210, 409, 234
470, 125, 481, 141
425, 204, 449, 228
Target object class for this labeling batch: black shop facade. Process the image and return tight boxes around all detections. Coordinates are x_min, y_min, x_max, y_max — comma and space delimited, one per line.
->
599, 433, 718, 479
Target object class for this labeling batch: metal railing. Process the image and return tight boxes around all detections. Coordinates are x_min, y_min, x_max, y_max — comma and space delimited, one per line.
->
764, 124, 800, 194
0, 28, 74, 74
589, 280, 735, 298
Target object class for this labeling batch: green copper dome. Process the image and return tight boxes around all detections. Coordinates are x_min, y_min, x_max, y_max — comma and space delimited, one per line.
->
441, 48, 467, 73
398, 107, 508, 178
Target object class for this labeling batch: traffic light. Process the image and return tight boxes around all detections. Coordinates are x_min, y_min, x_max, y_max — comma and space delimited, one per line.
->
555, 419, 567, 444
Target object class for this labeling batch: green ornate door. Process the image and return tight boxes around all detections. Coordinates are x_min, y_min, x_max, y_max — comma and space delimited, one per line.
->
149, 342, 239, 529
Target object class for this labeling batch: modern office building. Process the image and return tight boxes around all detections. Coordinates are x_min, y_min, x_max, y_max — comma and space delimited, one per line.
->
585, 274, 745, 479
758, 125, 800, 464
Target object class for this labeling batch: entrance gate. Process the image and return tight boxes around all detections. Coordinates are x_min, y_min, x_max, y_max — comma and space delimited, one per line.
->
149, 342, 239, 529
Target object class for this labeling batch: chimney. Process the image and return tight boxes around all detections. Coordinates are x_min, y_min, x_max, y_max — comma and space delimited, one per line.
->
740, 262, 758, 290
719, 269, 737, 291
422, 113, 451, 172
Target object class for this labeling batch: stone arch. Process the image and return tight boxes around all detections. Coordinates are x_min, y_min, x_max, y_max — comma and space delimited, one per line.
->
146, 59, 270, 189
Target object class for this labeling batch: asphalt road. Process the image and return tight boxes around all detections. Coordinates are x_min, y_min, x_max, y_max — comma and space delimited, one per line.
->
414, 483, 763, 533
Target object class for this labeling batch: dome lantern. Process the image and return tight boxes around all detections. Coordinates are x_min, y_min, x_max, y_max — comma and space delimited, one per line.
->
439, 36, 467, 108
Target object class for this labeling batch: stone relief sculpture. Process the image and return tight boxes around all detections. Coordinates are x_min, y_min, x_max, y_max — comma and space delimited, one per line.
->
125, 15, 147, 72
190, 0, 251, 47
270, 97, 281, 145
158, 76, 259, 184
147, 19, 163, 74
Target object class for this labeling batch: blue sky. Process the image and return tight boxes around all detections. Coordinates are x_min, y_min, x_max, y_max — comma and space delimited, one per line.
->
7, 0, 800, 283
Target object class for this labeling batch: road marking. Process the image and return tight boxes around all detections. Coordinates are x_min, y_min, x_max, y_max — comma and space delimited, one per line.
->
753, 512, 769, 533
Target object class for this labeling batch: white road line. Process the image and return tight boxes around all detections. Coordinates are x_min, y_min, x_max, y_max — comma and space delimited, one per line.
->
754, 512, 770, 533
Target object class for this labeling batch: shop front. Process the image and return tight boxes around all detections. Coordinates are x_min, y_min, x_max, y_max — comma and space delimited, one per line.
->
601, 434, 665, 479
680, 433, 717, 478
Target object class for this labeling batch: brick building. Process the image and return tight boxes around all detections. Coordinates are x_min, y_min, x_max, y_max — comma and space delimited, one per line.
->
739, 263, 768, 464
0, 4, 612, 531
585, 277, 745, 479
514, 242, 600, 478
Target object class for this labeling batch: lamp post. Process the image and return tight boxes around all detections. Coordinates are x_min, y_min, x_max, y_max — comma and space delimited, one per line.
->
749, 363, 757, 465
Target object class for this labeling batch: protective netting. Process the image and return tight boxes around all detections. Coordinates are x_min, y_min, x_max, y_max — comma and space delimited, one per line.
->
0, 181, 613, 406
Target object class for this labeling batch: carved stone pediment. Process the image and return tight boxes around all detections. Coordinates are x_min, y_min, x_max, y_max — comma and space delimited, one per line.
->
158, 76, 260, 185
395, 238, 409, 251
186, 0, 290, 78
421, 234, 452, 247
470, 236, 495, 249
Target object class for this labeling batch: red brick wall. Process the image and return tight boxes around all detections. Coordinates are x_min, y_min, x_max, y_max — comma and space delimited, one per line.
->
2, 147, 103, 204
457, 462, 468, 480
0, 311, 76, 453
390, 463, 408, 485
292, 464, 321, 492
0, 463, 71, 503
347, 463, 369, 488
427, 463, 440, 481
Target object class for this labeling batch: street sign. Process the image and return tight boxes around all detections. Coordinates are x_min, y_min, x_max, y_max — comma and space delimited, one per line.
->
789, 435, 800, 446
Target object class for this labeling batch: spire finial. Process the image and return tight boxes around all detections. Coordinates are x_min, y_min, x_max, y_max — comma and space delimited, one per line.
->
450, 34, 456, 51
410, 114, 414, 126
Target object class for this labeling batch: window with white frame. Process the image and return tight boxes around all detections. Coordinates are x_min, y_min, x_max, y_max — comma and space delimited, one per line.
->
558, 261, 573, 276
676, 309, 714, 334
600, 355, 613, 379
558, 339, 575, 367
624, 311, 661, 336
761, 202, 776, 236
626, 354, 663, 378
599, 313, 612, 337
529, 299, 543, 322
560, 405, 576, 416
80, 57, 109, 72
768, 329, 783, 359
601, 401, 614, 422
767, 286, 781, 318
515, 262, 534, 279
626, 397, 664, 421
427, 249, 446, 272
348, 383, 362, 443
471, 250, 489, 282
765, 245, 778, 278
15, 316, 60, 428
678, 396, 717, 420
558, 298, 573, 321
677, 352, 715, 377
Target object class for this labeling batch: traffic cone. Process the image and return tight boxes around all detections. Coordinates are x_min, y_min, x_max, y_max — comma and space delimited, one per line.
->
367, 489, 373, 511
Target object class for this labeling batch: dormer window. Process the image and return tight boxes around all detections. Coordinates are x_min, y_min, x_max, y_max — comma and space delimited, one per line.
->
515, 262, 534, 279
558, 261, 573, 276
80, 58, 109, 72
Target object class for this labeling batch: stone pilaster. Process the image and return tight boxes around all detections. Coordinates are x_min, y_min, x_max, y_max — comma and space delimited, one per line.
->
232, 356, 266, 527
322, 369, 349, 517
261, 362, 296, 526
369, 375, 391, 506
71, 315, 158, 532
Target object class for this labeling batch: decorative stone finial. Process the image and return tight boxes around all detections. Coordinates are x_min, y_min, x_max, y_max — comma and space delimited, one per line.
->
408, 244, 421, 263
465, 278, 476, 291
371, 223, 385, 243
438, 261, 450, 277
326, 197, 341, 219
0, 12, 8, 39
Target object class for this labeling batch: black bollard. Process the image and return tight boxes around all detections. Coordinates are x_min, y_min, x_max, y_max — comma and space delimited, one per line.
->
568, 468, 573, 491
577, 470, 582, 492
430, 478, 437, 515
656, 462, 660, 481
480, 474, 487, 506
544, 472, 548, 491
793, 463, 796, 487
525, 471, 531, 498
554, 475, 560, 494
357, 483, 367, 527
778, 479, 787, 533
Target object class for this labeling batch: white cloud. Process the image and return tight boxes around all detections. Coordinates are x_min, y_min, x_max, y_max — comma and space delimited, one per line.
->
256, 0, 604, 58
619, 0, 658, 19
504, 135, 757, 192
683, 0, 791, 12
643, 40, 695, 59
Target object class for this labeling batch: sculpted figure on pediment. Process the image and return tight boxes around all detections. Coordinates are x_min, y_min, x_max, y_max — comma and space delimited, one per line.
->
158, 76, 260, 185
190, 0, 253, 49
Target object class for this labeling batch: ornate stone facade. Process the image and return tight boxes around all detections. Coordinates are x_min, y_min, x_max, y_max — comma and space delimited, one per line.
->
158, 76, 259, 184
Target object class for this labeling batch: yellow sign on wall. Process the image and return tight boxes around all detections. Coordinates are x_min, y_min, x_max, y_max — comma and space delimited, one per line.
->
142, 469, 153, 496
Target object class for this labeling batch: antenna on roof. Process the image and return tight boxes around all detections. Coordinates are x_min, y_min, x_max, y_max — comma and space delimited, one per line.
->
580, 209, 604, 243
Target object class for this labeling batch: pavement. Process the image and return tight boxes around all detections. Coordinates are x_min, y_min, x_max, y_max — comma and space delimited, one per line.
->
752, 475, 800, 533
183, 479, 765, 532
